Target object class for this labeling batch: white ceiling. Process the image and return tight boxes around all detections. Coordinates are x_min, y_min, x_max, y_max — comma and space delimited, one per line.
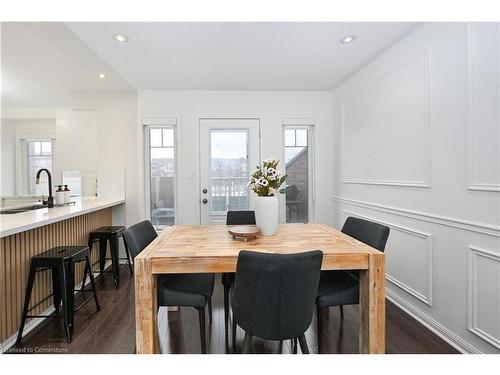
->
1, 22, 132, 107
1, 22, 418, 107
67, 22, 418, 91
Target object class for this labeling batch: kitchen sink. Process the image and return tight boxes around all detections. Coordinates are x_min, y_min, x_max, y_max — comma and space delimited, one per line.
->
0, 204, 46, 214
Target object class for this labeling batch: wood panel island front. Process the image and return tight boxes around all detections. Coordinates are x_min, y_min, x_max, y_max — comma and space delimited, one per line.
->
0, 197, 124, 352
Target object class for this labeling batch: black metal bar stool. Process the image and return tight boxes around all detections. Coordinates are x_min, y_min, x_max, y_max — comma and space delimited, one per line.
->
84, 226, 133, 289
16, 246, 100, 345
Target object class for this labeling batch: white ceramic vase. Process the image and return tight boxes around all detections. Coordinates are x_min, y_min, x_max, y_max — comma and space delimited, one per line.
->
254, 195, 279, 236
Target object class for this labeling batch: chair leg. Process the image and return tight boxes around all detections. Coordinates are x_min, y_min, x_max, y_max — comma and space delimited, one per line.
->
232, 319, 237, 352
223, 282, 230, 345
98, 238, 107, 274
197, 307, 207, 354
278, 340, 283, 354
110, 235, 120, 289
122, 236, 134, 274
63, 261, 75, 342
298, 334, 310, 354
81, 262, 88, 292
292, 337, 298, 353
317, 305, 323, 354
339, 305, 344, 319
16, 264, 37, 345
243, 332, 252, 354
51, 266, 61, 313
82, 237, 94, 288
57, 263, 70, 342
86, 256, 100, 311
208, 297, 212, 324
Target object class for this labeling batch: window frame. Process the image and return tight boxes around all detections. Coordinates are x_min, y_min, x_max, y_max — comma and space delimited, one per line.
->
26, 140, 54, 195
282, 124, 315, 223
144, 123, 178, 229
17, 136, 55, 196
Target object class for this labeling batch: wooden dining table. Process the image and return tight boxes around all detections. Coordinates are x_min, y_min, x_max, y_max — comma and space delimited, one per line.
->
134, 223, 386, 354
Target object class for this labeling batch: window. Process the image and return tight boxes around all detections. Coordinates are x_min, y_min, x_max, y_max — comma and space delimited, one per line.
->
145, 126, 176, 230
26, 140, 53, 195
283, 127, 314, 223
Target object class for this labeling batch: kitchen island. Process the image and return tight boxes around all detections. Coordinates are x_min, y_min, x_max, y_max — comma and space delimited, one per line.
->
0, 196, 125, 351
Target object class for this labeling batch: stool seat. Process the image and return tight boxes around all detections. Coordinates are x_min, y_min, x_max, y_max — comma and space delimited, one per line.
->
33, 245, 89, 263
90, 226, 125, 237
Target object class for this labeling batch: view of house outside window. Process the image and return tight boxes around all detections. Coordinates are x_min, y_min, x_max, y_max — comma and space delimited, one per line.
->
284, 128, 310, 223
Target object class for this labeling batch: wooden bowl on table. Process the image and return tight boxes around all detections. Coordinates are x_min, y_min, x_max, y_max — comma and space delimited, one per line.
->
228, 225, 261, 242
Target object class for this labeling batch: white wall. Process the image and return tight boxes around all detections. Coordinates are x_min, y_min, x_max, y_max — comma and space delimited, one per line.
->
0, 119, 16, 195
138, 90, 334, 225
332, 22, 500, 353
71, 91, 139, 227
53, 110, 98, 193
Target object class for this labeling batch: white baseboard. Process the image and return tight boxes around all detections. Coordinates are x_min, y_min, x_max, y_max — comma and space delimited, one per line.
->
386, 290, 482, 354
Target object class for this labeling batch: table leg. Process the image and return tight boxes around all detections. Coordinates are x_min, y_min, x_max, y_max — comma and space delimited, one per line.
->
135, 257, 159, 354
359, 252, 385, 354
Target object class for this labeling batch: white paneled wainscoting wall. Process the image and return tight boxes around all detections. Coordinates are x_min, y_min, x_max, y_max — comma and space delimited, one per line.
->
333, 197, 500, 353
332, 22, 500, 353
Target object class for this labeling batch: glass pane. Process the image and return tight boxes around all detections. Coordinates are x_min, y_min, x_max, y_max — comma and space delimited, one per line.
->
149, 128, 175, 230
285, 146, 304, 163
210, 130, 248, 212
34, 142, 41, 155
150, 129, 162, 147
41, 141, 52, 155
28, 141, 41, 155
284, 129, 296, 147
162, 128, 174, 147
28, 156, 52, 195
284, 129, 309, 223
296, 129, 308, 147
151, 147, 174, 159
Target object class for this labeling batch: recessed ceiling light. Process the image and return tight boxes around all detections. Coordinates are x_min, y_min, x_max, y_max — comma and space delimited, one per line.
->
98, 73, 106, 80
113, 34, 129, 43
340, 35, 357, 44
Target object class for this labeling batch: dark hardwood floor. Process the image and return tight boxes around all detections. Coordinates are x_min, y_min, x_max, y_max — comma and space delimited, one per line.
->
7, 270, 459, 354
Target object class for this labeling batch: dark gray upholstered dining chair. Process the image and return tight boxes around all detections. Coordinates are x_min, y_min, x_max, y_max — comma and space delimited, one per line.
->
223, 210, 256, 349
231, 250, 323, 354
122, 220, 214, 354
316, 216, 390, 353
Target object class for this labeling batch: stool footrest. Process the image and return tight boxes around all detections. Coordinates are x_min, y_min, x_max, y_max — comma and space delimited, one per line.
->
26, 314, 57, 319
91, 259, 130, 269
26, 293, 54, 313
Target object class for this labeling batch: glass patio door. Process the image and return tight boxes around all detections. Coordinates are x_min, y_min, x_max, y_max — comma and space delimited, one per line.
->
199, 119, 260, 224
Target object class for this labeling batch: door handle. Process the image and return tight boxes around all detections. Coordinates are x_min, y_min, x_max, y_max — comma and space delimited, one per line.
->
202, 198, 208, 204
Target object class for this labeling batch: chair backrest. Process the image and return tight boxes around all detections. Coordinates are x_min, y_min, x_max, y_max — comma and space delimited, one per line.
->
226, 210, 256, 225
232, 250, 323, 340
122, 220, 158, 259
341, 216, 390, 252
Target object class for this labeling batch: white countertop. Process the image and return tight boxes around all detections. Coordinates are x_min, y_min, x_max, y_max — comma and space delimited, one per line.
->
0, 196, 125, 238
